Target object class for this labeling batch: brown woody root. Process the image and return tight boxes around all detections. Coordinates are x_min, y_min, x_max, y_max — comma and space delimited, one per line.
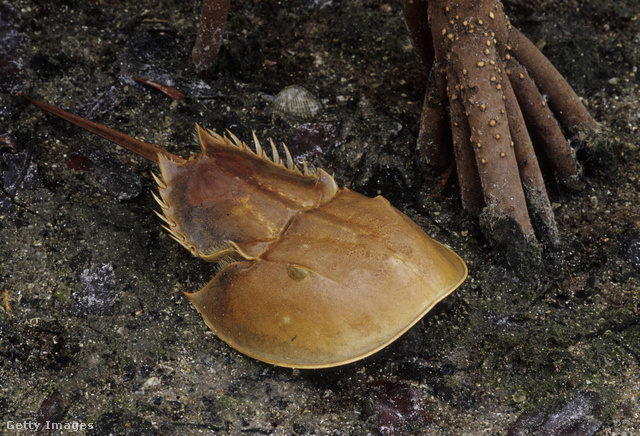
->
192, 0, 231, 73
403, 0, 597, 250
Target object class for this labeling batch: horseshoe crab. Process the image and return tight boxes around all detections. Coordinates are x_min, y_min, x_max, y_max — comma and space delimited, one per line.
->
21, 94, 467, 369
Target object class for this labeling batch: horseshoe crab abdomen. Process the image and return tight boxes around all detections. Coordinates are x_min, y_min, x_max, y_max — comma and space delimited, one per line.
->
156, 127, 337, 259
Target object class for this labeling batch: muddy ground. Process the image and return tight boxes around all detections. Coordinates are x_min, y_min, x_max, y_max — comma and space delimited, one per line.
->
1, 0, 639, 434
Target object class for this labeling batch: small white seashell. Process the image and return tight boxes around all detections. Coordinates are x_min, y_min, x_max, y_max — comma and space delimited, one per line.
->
271, 85, 322, 120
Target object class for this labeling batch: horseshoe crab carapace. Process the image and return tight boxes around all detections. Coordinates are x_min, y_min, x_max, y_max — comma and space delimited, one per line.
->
21, 93, 467, 369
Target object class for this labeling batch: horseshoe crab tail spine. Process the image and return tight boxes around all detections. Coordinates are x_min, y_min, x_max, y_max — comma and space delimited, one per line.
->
18, 92, 185, 165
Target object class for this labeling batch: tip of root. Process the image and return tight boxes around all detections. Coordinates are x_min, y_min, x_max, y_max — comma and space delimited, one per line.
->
479, 208, 542, 276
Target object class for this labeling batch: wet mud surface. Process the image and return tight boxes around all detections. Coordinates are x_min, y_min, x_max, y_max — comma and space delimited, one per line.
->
1, 0, 639, 434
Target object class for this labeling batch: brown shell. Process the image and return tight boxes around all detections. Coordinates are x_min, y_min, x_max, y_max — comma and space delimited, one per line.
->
21, 94, 466, 369
155, 126, 467, 368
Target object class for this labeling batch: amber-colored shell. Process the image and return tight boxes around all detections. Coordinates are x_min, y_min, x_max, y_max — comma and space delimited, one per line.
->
21, 94, 467, 369
155, 126, 467, 368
